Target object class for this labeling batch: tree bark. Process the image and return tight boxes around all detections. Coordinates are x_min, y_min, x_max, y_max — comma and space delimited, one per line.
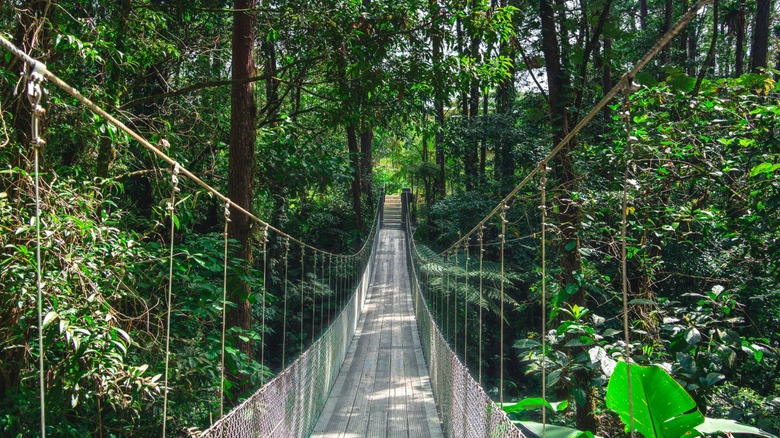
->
694, 0, 718, 96
360, 128, 374, 212
540, 0, 594, 430
347, 126, 363, 230
430, 0, 446, 200
749, 0, 771, 73
640, 0, 648, 30
227, 0, 257, 398
467, 7, 481, 190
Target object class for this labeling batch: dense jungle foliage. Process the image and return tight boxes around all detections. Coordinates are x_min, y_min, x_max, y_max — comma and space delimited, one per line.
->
1, 0, 778, 436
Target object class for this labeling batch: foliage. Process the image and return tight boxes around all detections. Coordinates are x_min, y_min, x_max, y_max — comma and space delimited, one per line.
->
606, 361, 777, 438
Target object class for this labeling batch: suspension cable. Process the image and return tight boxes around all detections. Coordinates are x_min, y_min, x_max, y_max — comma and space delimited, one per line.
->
320, 252, 325, 334
27, 63, 47, 438
219, 201, 230, 419
540, 169, 548, 437
162, 161, 180, 438
621, 77, 640, 438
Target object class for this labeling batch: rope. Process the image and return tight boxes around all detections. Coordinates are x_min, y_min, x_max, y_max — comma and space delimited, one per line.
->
219, 201, 231, 420
539, 169, 548, 437
621, 77, 640, 438
433, 0, 713, 256
320, 252, 325, 334
27, 63, 47, 438
282, 237, 290, 368
260, 225, 268, 385
162, 161, 181, 437
499, 202, 508, 406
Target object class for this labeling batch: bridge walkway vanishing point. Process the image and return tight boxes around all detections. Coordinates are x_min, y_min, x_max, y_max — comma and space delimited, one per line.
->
311, 218, 444, 437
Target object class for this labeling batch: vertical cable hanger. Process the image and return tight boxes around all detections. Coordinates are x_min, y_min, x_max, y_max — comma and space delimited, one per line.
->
300, 246, 305, 353
219, 201, 231, 419
312, 251, 318, 344
539, 168, 549, 437
454, 239, 459, 354
162, 161, 181, 438
621, 76, 640, 438
282, 237, 290, 368
478, 225, 485, 387
260, 225, 268, 385
463, 237, 470, 367
27, 63, 47, 438
327, 254, 332, 326
499, 202, 508, 406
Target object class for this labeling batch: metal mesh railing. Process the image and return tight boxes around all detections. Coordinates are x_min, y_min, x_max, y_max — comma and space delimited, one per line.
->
404, 210, 525, 438
200, 213, 379, 438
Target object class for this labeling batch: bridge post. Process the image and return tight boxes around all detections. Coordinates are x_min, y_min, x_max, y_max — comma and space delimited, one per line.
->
401, 187, 411, 232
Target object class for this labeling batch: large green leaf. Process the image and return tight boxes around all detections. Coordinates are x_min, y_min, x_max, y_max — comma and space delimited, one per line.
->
502, 397, 568, 413
695, 418, 778, 437
516, 421, 596, 438
606, 362, 704, 438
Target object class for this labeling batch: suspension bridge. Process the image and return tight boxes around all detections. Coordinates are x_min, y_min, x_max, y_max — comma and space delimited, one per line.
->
1, 1, 717, 436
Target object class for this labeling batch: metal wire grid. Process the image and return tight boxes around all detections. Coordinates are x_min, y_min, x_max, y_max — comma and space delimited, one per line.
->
199, 223, 378, 438
406, 228, 526, 438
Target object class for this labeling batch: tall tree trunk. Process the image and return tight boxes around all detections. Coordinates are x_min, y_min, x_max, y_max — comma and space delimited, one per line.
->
467, 11, 481, 190
694, 0, 718, 95
263, 32, 279, 125
540, 0, 593, 431
430, 0, 446, 199
227, 0, 257, 400
640, 0, 648, 29
602, 27, 612, 121
348, 126, 363, 230
662, 0, 673, 66
480, 87, 488, 179
734, 0, 746, 76
360, 128, 374, 212
494, 0, 515, 193
749, 0, 771, 72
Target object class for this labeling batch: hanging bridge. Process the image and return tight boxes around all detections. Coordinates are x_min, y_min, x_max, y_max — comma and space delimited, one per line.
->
1, 2, 714, 436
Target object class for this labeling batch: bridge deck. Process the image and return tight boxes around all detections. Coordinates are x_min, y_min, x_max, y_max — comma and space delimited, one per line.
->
311, 229, 444, 438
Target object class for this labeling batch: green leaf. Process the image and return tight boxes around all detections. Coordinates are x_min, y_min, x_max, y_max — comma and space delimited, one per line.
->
42, 311, 59, 329
503, 397, 569, 413
515, 421, 596, 438
749, 162, 780, 178
694, 418, 778, 437
606, 362, 704, 438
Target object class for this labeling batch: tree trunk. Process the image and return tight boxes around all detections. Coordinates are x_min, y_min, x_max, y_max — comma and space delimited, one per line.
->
227, 0, 257, 399
662, 0, 673, 66
360, 128, 374, 212
694, 0, 718, 95
540, 0, 594, 430
735, 1, 746, 76
467, 15, 481, 190
749, 0, 771, 72
640, 0, 648, 29
347, 126, 363, 230
430, 0, 446, 200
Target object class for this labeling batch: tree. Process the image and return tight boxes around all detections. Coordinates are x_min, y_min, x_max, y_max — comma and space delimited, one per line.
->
749, 0, 771, 72
227, 0, 257, 399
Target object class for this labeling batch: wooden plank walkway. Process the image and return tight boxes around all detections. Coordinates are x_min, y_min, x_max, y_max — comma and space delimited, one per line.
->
311, 229, 444, 438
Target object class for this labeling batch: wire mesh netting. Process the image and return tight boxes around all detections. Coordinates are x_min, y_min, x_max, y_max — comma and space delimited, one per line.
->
199, 222, 379, 438
406, 222, 526, 438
